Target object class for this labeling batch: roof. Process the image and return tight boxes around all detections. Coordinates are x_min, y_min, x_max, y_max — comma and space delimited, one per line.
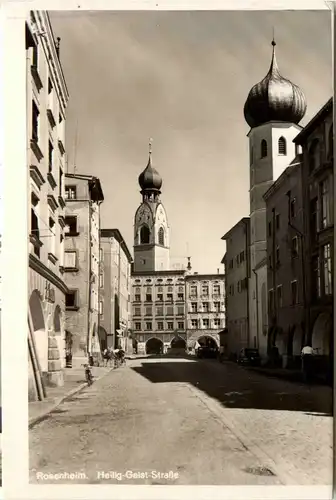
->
65, 173, 104, 202
220, 252, 227, 265
185, 273, 225, 280
263, 155, 302, 202
131, 269, 186, 277
293, 97, 333, 144
221, 217, 250, 240
100, 228, 133, 263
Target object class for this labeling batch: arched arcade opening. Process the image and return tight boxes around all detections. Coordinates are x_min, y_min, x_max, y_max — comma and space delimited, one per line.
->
171, 336, 186, 349
146, 337, 164, 355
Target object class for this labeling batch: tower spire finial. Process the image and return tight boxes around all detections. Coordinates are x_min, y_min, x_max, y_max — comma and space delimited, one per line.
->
272, 27, 276, 46
149, 137, 153, 156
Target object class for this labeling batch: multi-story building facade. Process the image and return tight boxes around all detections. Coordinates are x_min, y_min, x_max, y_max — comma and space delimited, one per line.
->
263, 156, 305, 367
185, 274, 226, 351
64, 173, 104, 366
100, 229, 133, 352
26, 11, 69, 400
221, 218, 250, 357
243, 39, 306, 354
294, 98, 333, 374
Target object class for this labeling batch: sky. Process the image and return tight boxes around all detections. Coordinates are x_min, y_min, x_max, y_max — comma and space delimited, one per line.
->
50, 10, 332, 274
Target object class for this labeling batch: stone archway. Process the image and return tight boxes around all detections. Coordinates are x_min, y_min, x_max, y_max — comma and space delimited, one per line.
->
29, 290, 47, 374
312, 312, 332, 355
171, 336, 186, 349
146, 337, 164, 355
98, 326, 108, 352
197, 335, 218, 349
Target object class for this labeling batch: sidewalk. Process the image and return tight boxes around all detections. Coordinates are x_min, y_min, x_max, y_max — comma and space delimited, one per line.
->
29, 365, 113, 429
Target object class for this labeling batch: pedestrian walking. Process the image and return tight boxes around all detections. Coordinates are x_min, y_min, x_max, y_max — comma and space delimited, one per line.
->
301, 344, 314, 383
103, 348, 109, 367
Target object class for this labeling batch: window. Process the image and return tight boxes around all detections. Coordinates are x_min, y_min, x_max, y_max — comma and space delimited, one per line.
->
290, 198, 296, 219
229, 259, 233, 269
167, 293, 173, 301
268, 221, 272, 237
309, 139, 320, 172
277, 285, 283, 308
191, 319, 198, 329
177, 293, 184, 301
167, 322, 174, 330
229, 284, 235, 296
49, 217, 56, 256
201, 285, 209, 296
178, 286, 184, 293
241, 278, 248, 291
236, 255, 240, 266
237, 281, 242, 293
166, 306, 174, 316
66, 290, 78, 309
32, 42, 38, 67
32, 101, 39, 142
268, 255, 272, 269
145, 306, 152, 316
310, 197, 318, 239
292, 237, 299, 258
99, 301, 103, 316
158, 227, 164, 245
323, 243, 332, 295
268, 289, 274, 313
135, 295, 141, 302
158, 322, 164, 330
64, 216, 78, 236
214, 319, 220, 327
178, 322, 184, 330
134, 307, 141, 316
191, 303, 197, 313
276, 214, 280, 230
276, 246, 280, 266
320, 179, 331, 229
48, 141, 54, 172
261, 139, 267, 158
146, 322, 152, 331
291, 281, 298, 305
203, 318, 209, 328
135, 322, 141, 331
156, 306, 164, 316
213, 284, 220, 295
312, 256, 321, 299
64, 251, 77, 268
214, 302, 220, 312
190, 285, 197, 297
65, 186, 77, 199
202, 302, 209, 312
177, 306, 184, 315
145, 294, 152, 302
157, 293, 163, 302
146, 286, 152, 293
278, 136, 287, 155
31, 207, 39, 239
140, 225, 150, 244
135, 287, 141, 294
167, 286, 173, 292
59, 169, 63, 197
99, 271, 104, 288
240, 251, 245, 263
158, 286, 163, 292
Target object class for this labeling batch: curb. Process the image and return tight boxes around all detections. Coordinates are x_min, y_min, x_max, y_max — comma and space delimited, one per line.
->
28, 367, 114, 430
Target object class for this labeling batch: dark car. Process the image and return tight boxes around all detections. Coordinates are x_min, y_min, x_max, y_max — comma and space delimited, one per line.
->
237, 348, 261, 366
197, 346, 219, 359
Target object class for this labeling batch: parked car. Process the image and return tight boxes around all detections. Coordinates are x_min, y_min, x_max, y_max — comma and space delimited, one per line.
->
197, 346, 219, 359
237, 348, 261, 366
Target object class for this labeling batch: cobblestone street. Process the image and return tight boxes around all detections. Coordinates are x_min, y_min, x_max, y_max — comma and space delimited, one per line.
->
29, 357, 332, 485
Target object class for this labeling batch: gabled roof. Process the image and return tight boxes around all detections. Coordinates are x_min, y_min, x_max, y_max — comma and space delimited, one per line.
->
293, 98, 333, 144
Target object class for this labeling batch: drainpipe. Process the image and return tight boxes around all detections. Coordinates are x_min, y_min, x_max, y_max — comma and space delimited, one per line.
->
252, 269, 259, 349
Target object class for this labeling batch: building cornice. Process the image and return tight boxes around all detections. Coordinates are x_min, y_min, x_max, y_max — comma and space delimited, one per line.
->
29, 253, 69, 295
131, 270, 185, 277
185, 274, 225, 280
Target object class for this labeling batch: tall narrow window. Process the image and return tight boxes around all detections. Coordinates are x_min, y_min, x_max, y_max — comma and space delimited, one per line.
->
323, 243, 332, 295
32, 101, 39, 142
278, 136, 287, 155
320, 178, 330, 229
312, 255, 321, 299
291, 281, 298, 305
140, 225, 150, 244
48, 141, 54, 172
261, 139, 267, 158
158, 227, 164, 245
59, 169, 63, 197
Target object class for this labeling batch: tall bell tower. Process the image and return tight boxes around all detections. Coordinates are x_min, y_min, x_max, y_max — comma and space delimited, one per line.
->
133, 141, 170, 273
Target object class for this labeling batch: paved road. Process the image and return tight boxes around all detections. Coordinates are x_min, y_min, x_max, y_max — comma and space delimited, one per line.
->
29, 356, 332, 485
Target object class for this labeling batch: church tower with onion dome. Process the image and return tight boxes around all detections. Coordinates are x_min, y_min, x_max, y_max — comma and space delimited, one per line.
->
133, 140, 170, 273
244, 38, 307, 348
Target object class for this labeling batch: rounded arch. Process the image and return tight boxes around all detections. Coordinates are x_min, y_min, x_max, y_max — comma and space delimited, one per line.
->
29, 290, 45, 332
158, 226, 165, 246
260, 139, 267, 158
146, 337, 163, 354
309, 138, 320, 172
278, 136, 287, 155
171, 336, 186, 349
98, 326, 107, 352
140, 225, 150, 244
65, 330, 73, 353
312, 312, 332, 355
328, 124, 333, 159
53, 305, 61, 334
197, 335, 218, 349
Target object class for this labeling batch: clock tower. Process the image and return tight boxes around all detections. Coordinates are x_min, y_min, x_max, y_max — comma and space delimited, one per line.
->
133, 142, 170, 272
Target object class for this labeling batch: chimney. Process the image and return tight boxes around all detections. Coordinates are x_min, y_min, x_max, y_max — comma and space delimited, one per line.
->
56, 37, 61, 58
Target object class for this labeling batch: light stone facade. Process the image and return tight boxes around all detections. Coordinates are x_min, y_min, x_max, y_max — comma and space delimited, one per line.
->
27, 11, 69, 399
64, 174, 104, 365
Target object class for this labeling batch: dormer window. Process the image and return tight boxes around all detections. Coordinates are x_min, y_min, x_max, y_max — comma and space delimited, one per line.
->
278, 136, 287, 155
261, 139, 267, 158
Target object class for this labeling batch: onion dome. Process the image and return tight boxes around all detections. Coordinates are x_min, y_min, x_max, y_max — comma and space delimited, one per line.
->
138, 140, 162, 192
244, 39, 307, 129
